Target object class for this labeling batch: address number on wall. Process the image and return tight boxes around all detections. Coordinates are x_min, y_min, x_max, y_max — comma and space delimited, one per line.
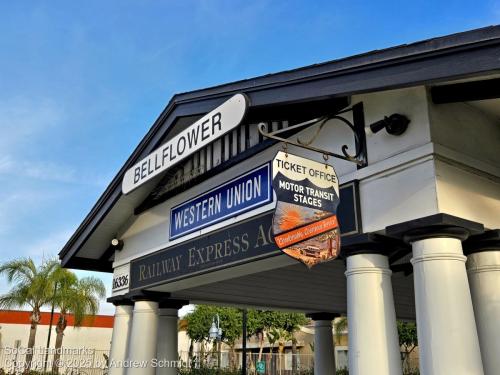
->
112, 275, 129, 290
112, 264, 130, 293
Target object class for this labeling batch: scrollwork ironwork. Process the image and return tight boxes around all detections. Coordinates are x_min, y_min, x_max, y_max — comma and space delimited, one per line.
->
257, 103, 367, 167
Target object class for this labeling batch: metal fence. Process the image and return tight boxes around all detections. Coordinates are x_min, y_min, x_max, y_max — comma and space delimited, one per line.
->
179, 351, 419, 374
179, 351, 315, 374
0, 348, 418, 375
0, 347, 109, 375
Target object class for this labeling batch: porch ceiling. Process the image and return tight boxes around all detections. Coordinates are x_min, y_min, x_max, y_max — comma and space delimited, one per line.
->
149, 257, 416, 319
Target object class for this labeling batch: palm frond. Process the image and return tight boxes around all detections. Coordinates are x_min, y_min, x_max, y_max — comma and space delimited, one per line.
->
0, 289, 27, 309
333, 316, 348, 345
0, 258, 36, 285
52, 272, 106, 327
0, 257, 65, 312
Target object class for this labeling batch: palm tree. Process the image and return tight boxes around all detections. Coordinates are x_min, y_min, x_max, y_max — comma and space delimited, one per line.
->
51, 267, 106, 374
266, 329, 278, 374
290, 334, 299, 375
333, 316, 348, 345
0, 257, 59, 374
267, 327, 291, 375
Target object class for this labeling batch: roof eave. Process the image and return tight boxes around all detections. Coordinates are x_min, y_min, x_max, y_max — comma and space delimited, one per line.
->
59, 25, 500, 269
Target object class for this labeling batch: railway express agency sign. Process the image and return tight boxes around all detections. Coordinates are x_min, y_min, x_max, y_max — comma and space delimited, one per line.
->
272, 151, 341, 268
122, 94, 249, 194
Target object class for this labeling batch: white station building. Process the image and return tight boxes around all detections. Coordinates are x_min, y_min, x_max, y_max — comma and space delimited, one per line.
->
60, 26, 500, 375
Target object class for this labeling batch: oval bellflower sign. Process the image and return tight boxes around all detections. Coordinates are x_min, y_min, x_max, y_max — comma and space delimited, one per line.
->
122, 93, 249, 194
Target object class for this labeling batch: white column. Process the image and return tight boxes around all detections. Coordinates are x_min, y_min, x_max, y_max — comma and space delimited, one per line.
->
467, 250, 500, 375
109, 304, 133, 375
313, 319, 336, 375
156, 308, 179, 375
127, 300, 159, 375
345, 253, 402, 375
411, 237, 484, 375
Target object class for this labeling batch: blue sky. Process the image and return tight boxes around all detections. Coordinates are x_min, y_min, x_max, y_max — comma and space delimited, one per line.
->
0, 0, 498, 315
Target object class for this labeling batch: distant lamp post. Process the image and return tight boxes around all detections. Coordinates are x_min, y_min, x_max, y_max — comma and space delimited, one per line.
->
209, 314, 222, 341
209, 314, 223, 367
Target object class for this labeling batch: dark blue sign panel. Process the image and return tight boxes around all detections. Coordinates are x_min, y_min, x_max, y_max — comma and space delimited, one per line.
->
131, 211, 279, 289
129, 183, 361, 290
170, 163, 272, 240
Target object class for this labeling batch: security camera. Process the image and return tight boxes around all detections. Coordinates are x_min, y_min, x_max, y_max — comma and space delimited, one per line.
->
369, 114, 410, 136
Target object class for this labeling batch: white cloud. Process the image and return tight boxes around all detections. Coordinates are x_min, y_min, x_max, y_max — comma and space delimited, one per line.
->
24, 160, 76, 183
22, 228, 76, 260
0, 155, 14, 173
0, 189, 57, 235
0, 151, 114, 188
0, 96, 89, 185
0, 97, 63, 153
0, 155, 78, 184
179, 304, 195, 318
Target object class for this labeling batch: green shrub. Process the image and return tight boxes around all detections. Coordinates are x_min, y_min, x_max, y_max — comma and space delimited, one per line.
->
178, 366, 242, 375
291, 369, 349, 375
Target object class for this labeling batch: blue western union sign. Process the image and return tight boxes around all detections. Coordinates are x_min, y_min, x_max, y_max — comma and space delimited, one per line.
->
170, 163, 272, 240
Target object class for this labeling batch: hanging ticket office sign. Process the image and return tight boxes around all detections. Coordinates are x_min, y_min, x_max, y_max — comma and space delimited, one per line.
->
272, 151, 341, 268
122, 93, 249, 194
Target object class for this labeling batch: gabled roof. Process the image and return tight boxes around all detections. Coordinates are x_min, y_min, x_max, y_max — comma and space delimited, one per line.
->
59, 25, 500, 272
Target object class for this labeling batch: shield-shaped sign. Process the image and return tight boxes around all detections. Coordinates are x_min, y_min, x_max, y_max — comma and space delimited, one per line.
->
256, 361, 266, 374
272, 151, 341, 268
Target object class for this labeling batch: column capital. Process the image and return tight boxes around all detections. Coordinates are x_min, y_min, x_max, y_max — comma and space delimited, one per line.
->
464, 229, 500, 255
107, 295, 134, 306
341, 233, 408, 258
307, 312, 339, 321
386, 213, 484, 243
159, 299, 189, 310
127, 290, 171, 302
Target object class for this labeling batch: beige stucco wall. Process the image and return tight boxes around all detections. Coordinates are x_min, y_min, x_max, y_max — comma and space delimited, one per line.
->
0, 323, 113, 351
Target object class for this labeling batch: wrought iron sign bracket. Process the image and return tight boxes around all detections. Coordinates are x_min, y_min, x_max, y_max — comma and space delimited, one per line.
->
257, 102, 368, 167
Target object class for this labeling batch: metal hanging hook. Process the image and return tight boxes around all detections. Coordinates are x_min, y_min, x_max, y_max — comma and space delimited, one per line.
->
257, 102, 367, 167
282, 142, 288, 157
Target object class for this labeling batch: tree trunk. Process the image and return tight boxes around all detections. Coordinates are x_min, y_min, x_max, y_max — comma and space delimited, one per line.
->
24, 309, 40, 375
278, 344, 284, 375
291, 339, 297, 374
200, 341, 205, 367
188, 340, 192, 363
248, 351, 254, 373
257, 332, 265, 362
23, 321, 37, 374
217, 341, 221, 368
267, 346, 273, 375
52, 317, 67, 374
229, 344, 236, 369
